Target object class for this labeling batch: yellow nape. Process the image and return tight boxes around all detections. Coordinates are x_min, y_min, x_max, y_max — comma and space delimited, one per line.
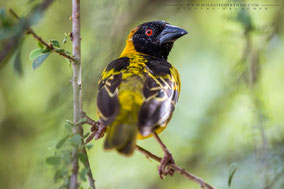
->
120, 27, 144, 57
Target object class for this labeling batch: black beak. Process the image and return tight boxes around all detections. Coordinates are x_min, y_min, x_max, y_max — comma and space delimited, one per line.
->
159, 24, 188, 45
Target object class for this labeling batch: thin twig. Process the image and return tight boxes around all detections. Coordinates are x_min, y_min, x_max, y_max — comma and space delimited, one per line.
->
1, 0, 54, 65
83, 117, 215, 189
10, 4, 94, 189
82, 147, 96, 189
70, 0, 95, 188
136, 145, 216, 189
9, 3, 94, 189
9, 9, 77, 63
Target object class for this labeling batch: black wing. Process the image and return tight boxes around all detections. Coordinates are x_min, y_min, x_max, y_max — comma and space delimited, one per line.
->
96, 57, 130, 125
137, 57, 180, 136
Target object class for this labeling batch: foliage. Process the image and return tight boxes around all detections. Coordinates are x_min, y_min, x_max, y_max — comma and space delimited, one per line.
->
44, 120, 93, 188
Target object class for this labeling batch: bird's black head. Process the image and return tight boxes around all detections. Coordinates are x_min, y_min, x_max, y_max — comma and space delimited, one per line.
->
132, 21, 187, 60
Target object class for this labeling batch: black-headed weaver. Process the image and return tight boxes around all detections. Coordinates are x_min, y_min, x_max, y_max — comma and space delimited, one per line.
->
87, 21, 187, 177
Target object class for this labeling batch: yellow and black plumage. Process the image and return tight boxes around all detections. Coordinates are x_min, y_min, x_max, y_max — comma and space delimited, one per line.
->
96, 21, 187, 155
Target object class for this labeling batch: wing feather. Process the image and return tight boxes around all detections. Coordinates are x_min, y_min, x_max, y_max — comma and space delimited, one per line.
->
138, 57, 180, 136
97, 57, 130, 126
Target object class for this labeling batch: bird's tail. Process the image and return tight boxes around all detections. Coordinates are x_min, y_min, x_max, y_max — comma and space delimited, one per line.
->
104, 89, 142, 155
104, 118, 137, 155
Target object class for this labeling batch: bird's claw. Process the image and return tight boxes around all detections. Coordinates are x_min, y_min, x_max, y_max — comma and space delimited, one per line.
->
158, 150, 175, 179
85, 121, 106, 143
94, 123, 106, 140
80, 112, 107, 143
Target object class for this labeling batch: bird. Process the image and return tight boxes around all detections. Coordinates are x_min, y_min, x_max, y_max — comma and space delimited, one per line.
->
86, 20, 187, 178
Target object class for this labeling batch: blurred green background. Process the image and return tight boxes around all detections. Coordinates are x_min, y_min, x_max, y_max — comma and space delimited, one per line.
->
0, 0, 284, 188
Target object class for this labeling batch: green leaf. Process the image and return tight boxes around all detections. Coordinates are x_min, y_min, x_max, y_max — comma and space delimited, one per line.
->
46, 156, 61, 165
75, 117, 87, 126
83, 132, 90, 139
29, 48, 44, 60
14, 47, 23, 76
85, 143, 93, 150
56, 135, 69, 149
54, 169, 66, 183
65, 120, 74, 126
32, 52, 51, 70
0, 8, 6, 22
58, 183, 69, 189
42, 48, 51, 53
228, 163, 238, 187
65, 50, 71, 55
65, 58, 71, 64
37, 41, 44, 49
61, 150, 72, 164
50, 39, 60, 48
62, 37, 68, 44
55, 48, 65, 53
64, 123, 73, 133
78, 152, 87, 165
69, 134, 82, 146
62, 33, 70, 44
79, 168, 88, 181
64, 120, 74, 133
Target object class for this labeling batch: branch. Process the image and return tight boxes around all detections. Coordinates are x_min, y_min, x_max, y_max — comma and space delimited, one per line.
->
0, 0, 53, 65
136, 145, 216, 189
82, 147, 96, 189
9, 9, 77, 63
7, 2, 94, 188
70, 0, 95, 189
84, 117, 215, 189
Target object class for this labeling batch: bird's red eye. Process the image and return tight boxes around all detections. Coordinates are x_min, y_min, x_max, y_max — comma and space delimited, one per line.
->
145, 29, 153, 36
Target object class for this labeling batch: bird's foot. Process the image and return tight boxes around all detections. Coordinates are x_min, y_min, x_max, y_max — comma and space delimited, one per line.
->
94, 122, 106, 140
81, 112, 107, 143
85, 121, 106, 143
158, 150, 175, 179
